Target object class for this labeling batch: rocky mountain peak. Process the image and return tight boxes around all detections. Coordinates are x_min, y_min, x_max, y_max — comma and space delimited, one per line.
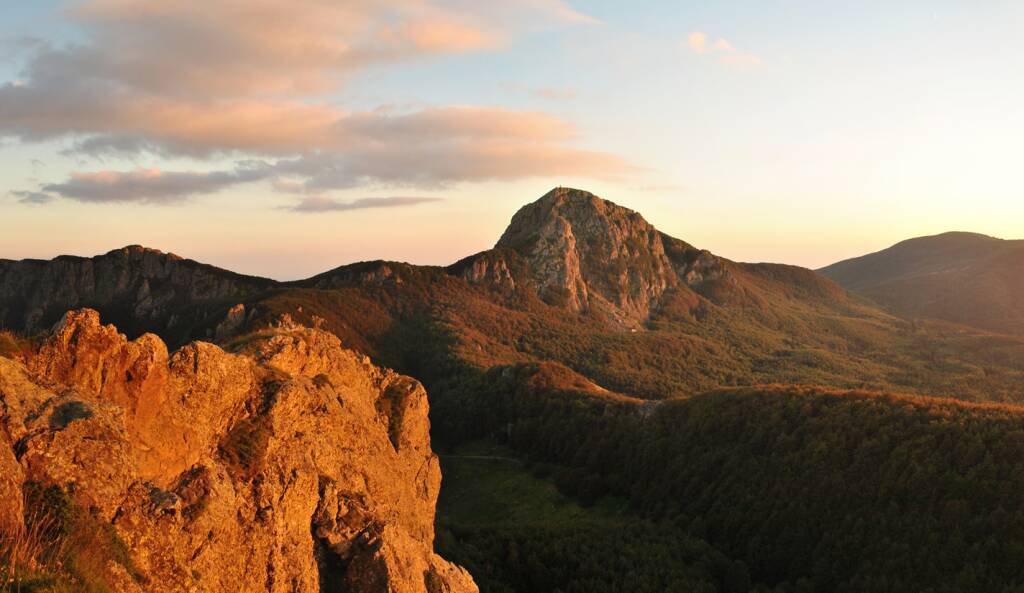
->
105, 245, 183, 260
495, 187, 680, 322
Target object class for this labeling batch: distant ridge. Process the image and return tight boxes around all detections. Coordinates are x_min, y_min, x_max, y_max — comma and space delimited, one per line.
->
820, 231, 1024, 334
0, 245, 275, 343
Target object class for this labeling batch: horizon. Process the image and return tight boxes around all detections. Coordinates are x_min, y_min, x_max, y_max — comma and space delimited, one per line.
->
2, 1, 1023, 279
0, 186, 1017, 282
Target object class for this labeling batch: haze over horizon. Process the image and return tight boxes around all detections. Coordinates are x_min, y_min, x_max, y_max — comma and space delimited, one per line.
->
2, 1, 1022, 280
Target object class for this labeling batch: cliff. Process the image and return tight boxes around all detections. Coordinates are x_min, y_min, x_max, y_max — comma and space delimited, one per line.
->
0, 246, 275, 345
0, 309, 476, 593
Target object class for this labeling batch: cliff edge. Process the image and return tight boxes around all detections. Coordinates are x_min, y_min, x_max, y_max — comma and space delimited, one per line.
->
0, 309, 476, 593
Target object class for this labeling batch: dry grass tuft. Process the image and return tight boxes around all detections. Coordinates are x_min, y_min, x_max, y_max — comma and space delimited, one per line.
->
1, 508, 64, 592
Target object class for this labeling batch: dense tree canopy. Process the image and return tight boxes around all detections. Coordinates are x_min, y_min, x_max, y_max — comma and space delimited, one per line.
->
434, 366, 1024, 593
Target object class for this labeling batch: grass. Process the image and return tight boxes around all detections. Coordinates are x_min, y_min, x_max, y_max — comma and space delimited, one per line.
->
1, 484, 142, 593
1, 511, 62, 592
219, 416, 272, 481
437, 440, 629, 528
0, 332, 32, 361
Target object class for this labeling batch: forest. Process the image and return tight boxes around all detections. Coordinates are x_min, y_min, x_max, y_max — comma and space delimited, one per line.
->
433, 363, 1024, 593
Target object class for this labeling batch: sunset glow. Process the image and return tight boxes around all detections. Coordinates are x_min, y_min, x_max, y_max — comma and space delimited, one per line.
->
2, 1, 1022, 278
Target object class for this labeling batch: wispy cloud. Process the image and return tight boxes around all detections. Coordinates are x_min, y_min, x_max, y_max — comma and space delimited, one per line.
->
10, 104, 633, 204
531, 87, 578, 101
10, 190, 55, 205
686, 31, 761, 68
37, 165, 271, 204
289, 196, 444, 213
529, 0, 601, 25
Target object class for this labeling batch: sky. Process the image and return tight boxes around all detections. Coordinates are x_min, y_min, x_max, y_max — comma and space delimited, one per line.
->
1, 0, 1022, 280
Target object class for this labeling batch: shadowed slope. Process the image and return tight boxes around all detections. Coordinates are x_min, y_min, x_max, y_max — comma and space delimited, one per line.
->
821, 232, 1024, 334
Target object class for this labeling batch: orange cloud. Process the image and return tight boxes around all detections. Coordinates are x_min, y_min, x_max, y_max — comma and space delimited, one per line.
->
39, 165, 272, 203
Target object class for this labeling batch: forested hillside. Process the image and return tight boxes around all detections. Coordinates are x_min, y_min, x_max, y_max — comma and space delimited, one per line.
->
433, 366, 1024, 593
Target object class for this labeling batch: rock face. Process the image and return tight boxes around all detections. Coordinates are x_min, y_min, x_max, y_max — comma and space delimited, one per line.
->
0, 309, 477, 593
497, 188, 678, 318
495, 187, 735, 322
0, 245, 275, 344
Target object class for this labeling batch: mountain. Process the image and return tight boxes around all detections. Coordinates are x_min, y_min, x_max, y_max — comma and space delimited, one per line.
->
465, 187, 844, 323
0, 309, 476, 593
0, 245, 275, 344
820, 232, 1024, 335
5, 188, 1024, 593
3, 190, 1023, 403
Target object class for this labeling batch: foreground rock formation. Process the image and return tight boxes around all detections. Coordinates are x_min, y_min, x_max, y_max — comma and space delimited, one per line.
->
0, 309, 477, 593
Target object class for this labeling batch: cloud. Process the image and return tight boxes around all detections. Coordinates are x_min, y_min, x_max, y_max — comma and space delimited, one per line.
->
39, 164, 272, 203
10, 190, 55, 204
528, 0, 601, 24
270, 107, 633, 190
686, 31, 761, 68
531, 87, 578, 101
289, 196, 444, 213
64, 0, 499, 98
13, 105, 633, 204
687, 32, 710, 54
1, 0, 622, 204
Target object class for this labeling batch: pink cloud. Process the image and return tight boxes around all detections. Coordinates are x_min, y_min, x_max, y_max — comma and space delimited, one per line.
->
39, 165, 271, 203
2, 0, 624, 205
21, 106, 634, 203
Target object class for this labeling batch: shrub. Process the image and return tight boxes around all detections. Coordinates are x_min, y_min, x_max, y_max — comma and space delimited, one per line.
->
220, 416, 272, 480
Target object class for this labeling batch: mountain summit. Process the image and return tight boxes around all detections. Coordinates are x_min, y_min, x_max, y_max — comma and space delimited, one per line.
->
488, 187, 842, 323
495, 187, 683, 319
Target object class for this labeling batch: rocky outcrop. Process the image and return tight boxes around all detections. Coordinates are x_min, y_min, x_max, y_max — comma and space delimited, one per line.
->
446, 248, 533, 297
0, 246, 275, 344
0, 309, 477, 593
300, 261, 445, 290
495, 187, 738, 322
492, 188, 847, 322
497, 188, 678, 319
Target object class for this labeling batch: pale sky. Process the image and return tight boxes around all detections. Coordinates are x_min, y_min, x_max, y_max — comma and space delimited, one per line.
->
1, 1, 1022, 279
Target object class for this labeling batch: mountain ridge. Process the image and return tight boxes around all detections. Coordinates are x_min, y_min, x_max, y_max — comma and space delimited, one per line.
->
1, 187, 849, 338
3, 188, 1022, 406
821, 231, 1024, 334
